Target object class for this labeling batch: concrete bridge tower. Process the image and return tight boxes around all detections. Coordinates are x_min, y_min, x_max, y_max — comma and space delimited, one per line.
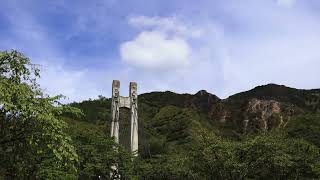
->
110, 80, 138, 156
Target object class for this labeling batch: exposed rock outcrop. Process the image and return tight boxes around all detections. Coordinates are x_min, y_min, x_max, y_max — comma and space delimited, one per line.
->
244, 99, 285, 131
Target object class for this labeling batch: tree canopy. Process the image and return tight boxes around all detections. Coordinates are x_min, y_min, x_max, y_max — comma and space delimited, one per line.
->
0, 50, 79, 178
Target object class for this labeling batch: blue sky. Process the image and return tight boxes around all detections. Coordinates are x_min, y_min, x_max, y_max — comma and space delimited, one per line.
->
1, 0, 320, 102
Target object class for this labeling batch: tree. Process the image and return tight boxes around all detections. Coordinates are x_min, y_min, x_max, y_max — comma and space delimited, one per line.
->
238, 131, 320, 179
286, 113, 320, 147
0, 50, 78, 179
187, 130, 320, 180
63, 118, 133, 179
188, 129, 241, 179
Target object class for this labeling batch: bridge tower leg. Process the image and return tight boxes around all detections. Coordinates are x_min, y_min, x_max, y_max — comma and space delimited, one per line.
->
130, 82, 138, 156
111, 80, 120, 143
110, 80, 120, 179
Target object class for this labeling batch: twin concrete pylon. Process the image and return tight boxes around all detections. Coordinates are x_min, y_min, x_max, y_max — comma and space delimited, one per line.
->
110, 80, 138, 156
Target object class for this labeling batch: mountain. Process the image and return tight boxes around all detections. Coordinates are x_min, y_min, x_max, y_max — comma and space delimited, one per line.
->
65, 84, 320, 157
61, 83, 320, 179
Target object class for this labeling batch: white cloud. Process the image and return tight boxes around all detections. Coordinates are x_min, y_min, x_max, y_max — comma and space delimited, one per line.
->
120, 15, 224, 76
128, 16, 182, 30
276, 0, 296, 7
120, 16, 201, 71
128, 15, 202, 38
120, 31, 191, 70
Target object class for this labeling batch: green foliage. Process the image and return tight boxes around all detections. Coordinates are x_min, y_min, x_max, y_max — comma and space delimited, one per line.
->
239, 131, 320, 179
68, 95, 111, 124
119, 106, 198, 179
188, 130, 241, 179
139, 91, 187, 109
151, 106, 192, 143
0, 50, 78, 179
64, 118, 133, 179
286, 113, 320, 147
187, 130, 320, 180
133, 154, 190, 180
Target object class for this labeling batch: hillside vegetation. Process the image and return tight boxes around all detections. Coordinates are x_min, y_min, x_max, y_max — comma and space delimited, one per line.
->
67, 81, 320, 179
1, 50, 319, 179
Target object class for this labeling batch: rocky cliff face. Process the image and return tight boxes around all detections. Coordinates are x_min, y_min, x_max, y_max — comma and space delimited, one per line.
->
243, 98, 294, 131
151, 84, 320, 133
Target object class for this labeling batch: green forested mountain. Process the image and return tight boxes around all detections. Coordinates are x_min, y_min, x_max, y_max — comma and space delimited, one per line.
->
66, 83, 320, 179
1, 50, 319, 179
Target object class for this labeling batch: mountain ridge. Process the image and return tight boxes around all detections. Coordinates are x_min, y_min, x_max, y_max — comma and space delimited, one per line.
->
67, 83, 320, 137
69, 83, 320, 129
139, 83, 320, 100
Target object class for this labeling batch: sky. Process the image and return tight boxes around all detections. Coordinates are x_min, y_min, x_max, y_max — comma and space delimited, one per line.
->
1, 0, 320, 102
